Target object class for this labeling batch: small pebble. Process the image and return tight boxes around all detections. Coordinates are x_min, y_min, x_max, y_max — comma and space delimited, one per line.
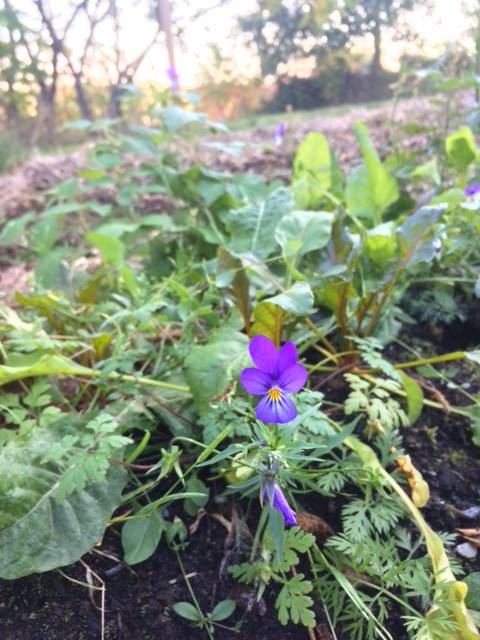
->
462, 506, 480, 519
456, 542, 478, 559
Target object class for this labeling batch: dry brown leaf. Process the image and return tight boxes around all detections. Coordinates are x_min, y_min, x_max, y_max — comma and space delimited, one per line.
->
296, 512, 334, 544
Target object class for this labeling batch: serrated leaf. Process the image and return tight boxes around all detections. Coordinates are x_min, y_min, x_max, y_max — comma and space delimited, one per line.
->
464, 573, 480, 611
276, 574, 315, 628
0, 422, 126, 579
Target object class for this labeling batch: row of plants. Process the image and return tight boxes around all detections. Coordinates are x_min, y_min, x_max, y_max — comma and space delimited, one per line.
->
0, 101, 480, 639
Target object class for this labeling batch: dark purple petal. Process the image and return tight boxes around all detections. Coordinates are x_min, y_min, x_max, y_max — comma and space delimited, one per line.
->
278, 364, 308, 393
276, 341, 297, 375
249, 335, 278, 375
270, 483, 297, 526
240, 368, 272, 396
465, 183, 480, 196
255, 393, 296, 424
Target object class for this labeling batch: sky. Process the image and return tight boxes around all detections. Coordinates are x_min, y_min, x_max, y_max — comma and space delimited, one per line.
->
144, 0, 477, 86
12, 0, 479, 87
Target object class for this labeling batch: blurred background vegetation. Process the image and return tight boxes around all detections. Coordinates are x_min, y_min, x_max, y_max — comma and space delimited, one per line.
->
0, 0, 479, 171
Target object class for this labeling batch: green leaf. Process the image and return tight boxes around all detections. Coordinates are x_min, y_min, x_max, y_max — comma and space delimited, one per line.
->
411, 158, 441, 185
185, 331, 248, 415
35, 248, 67, 289
398, 204, 447, 266
225, 188, 293, 258
172, 602, 202, 621
217, 247, 250, 330
122, 511, 164, 565
464, 573, 480, 611
346, 122, 399, 225
31, 216, 59, 255
292, 132, 341, 208
363, 226, 398, 268
293, 132, 332, 190
445, 126, 477, 174
265, 282, 314, 316
0, 212, 35, 246
250, 302, 286, 345
466, 351, 480, 365
210, 599, 236, 621
267, 506, 285, 562
316, 281, 356, 320
275, 573, 315, 628
274, 210, 333, 257
0, 354, 92, 387
0, 422, 126, 579
86, 232, 125, 266
399, 372, 424, 424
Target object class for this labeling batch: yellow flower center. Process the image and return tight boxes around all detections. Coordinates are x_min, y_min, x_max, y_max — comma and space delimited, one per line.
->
267, 387, 282, 402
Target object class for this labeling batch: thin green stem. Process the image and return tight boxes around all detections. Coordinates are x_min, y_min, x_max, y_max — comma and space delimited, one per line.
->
304, 317, 338, 359
80, 370, 191, 394
175, 551, 215, 640
393, 351, 466, 370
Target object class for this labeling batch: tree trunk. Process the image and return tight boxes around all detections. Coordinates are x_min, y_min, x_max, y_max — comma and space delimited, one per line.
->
107, 84, 124, 118
73, 73, 93, 120
32, 88, 56, 147
371, 19, 382, 77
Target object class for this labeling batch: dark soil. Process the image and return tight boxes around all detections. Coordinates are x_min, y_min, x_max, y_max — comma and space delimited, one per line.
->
0, 509, 311, 640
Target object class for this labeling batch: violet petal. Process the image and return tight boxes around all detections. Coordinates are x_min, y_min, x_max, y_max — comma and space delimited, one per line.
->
249, 335, 278, 375
276, 341, 297, 375
240, 368, 272, 396
277, 364, 308, 393
271, 484, 297, 526
256, 393, 296, 424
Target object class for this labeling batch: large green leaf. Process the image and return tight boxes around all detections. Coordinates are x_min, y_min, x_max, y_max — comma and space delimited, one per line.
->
345, 122, 399, 225
0, 422, 127, 579
293, 132, 332, 191
274, 210, 333, 257
225, 188, 293, 258
86, 232, 125, 266
398, 204, 447, 267
266, 282, 315, 315
445, 126, 477, 174
185, 329, 248, 415
292, 132, 340, 208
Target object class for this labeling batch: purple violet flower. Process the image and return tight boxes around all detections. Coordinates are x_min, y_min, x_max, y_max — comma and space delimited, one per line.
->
465, 183, 480, 197
274, 121, 286, 146
166, 65, 180, 93
240, 335, 307, 424
262, 478, 297, 526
